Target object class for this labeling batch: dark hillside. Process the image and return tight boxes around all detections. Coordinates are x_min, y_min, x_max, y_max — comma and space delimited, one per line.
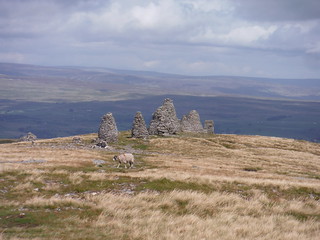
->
1, 63, 320, 101
0, 95, 319, 142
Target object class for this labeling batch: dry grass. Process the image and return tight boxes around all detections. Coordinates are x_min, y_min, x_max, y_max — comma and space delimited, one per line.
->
0, 132, 319, 239
92, 190, 319, 240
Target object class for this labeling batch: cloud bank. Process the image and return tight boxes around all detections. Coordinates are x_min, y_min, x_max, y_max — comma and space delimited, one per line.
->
0, 0, 319, 78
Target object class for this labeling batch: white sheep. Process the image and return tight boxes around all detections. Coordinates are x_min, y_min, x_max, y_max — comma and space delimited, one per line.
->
113, 153, 134, 168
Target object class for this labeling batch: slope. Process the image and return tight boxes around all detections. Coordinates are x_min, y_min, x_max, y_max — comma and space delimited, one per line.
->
0, 132, 319, 239
1, 62, 320, 102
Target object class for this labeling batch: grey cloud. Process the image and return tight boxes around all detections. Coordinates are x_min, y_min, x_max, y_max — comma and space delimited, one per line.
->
0, 0, 319, 78
231, 0, 320, 21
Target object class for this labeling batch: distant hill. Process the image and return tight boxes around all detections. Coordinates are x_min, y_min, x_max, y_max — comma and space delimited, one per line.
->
0, 95, 319, 142
1, 62, 319, 102
0, 62, 319, 142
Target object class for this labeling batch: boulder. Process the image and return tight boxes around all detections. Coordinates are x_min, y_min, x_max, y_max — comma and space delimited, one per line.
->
181, 110, 204, 133
149, 98, 180, 136
98, 112, 118, 143
131, 111, 149, 139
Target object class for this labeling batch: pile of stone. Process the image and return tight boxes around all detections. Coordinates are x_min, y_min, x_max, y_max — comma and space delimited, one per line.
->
148, 98, 214, 135
131, 111, 149, 139
204, 120, 214, 134
96, 98, 214, 143
95, 112, 118, 147
181, 110, 204, 133
149, 98, 181, 136
20, 132, 37, 142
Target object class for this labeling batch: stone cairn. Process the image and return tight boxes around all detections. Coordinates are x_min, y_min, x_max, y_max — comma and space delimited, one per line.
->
98, 112, 119, 143
20, 132, 37, 142
180, 110, 204, 133
131, 111, 149, 139
204, 120, 214, 134
149, 98, 181, 136
97, 98, 215, 140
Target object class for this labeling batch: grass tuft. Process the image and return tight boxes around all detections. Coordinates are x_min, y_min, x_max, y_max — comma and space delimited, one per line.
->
243, 167, 262, 172
138, 178, 215, 194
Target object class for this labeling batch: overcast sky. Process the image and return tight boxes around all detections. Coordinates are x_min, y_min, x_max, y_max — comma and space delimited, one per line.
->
1, 0, 320, 78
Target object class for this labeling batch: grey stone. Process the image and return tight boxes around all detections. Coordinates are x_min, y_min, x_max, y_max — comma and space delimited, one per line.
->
72, 137, 82, 144
204, 120, 214, 134
95, 139, 108, 148
20, 132, 37, 142
180, 110, 204, 133
149, 98, 181, 136
131, 111, 149, 139
98, 112, 118, 143
93, 159, 106, 166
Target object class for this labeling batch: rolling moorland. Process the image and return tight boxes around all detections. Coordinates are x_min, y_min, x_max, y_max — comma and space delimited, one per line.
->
0, 62, 320, 142
0, 132, 319, 239
0, 63, 319, 239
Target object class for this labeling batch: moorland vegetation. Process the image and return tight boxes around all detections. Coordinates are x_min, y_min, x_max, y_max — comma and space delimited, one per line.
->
0, 131, 319, 239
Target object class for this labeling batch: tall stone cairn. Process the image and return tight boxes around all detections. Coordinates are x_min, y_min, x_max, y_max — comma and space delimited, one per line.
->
149, 98, 181, 136
131, 111, 149, 139
98, 112, 119, 143
181, 110, 204, 133
204, 120, 214, 134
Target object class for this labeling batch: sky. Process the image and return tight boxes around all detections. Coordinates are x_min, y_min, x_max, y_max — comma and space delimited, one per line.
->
0, 0, 320, 78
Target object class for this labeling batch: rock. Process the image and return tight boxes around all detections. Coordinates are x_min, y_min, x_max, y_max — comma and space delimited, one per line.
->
72, 137, 82, 144
20, 132, 37, 142
180, 110, 204, 133
98, 112, 118, 143
131, 111, 149, 139
149, 98, 181, 136
95, 139, 108, 148
204, 120, 214, 134
93, 159, 106, 167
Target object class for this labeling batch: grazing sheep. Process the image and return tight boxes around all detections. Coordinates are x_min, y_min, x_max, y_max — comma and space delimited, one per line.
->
113, 153, 134, 168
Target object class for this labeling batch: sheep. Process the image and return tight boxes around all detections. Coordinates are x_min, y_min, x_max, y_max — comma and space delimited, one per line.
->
113, 153, 134, 168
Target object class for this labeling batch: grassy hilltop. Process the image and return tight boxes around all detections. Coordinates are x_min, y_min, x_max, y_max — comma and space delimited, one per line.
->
0, 132, 319, 239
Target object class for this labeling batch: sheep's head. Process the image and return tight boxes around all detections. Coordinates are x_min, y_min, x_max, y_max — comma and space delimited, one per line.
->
113, 155, 118, 162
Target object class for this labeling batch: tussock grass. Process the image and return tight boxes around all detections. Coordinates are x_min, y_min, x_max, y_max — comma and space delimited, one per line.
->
0, 133, 319, 239
92, 190, 319, 240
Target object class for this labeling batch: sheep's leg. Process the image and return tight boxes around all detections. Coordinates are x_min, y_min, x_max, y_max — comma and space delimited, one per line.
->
117, 163, 120, 168
124, 163, 127, 169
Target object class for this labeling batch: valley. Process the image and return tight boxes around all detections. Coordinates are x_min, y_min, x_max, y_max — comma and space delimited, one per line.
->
0, 63, 319, 142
